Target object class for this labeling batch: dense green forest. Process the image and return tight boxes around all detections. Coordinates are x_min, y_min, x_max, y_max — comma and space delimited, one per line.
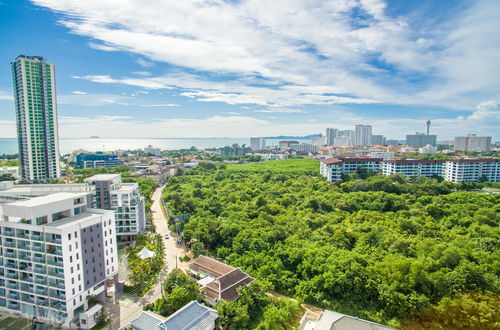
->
163, 160, 499, 328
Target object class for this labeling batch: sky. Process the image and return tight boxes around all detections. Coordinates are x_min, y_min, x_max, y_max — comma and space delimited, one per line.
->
0, 0, 499, 140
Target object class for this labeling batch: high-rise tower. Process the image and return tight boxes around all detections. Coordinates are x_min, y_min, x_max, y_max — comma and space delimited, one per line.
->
426, 119, 431, 135
11, 55, 60, 182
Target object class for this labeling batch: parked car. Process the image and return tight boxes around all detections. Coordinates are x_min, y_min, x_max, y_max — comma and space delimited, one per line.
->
164, 234, 170, 239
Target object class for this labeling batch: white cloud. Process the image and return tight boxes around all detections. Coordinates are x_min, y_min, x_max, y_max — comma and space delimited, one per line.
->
136, 58, 154, 68
30, 0, 500, 113
468, 100, 500, 121
253, 108, 306, 113
72, 90, 87, 95
139, 104, 179, 107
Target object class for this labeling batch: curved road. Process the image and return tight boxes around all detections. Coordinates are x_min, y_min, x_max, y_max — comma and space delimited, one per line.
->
105, 185, 182, 329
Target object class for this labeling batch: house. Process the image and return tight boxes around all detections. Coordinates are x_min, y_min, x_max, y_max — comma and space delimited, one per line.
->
299, 309, 395, 330
129, 301, 218, 330
187, 255, 254, 305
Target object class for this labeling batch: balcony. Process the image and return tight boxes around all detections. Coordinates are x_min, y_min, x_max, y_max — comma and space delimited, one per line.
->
46, 247, 62, 256
7, 303, 20, 310
20, 275, 34, 283
6, 283, 17, 289
16, 232, 29, 239
48, 281, 64, 289
6, 273, 17, 279
50, 302, 66, 311
5, 262, 17, 269
36, 288, 47, 295
5, 252, 16, 258
7, 293, 19, 300
35, 278, 46, 285
3, 241, 15, 247
20, 285, 34, 293
50, 292, 66, 300
22, 296, 35, 304
34, 267, 45, 274
47, 259, 63, 267
17, 243, 31, 250
48, 271, 64, 279
32, 245, 44, 252
33, 256, 45, 263
36, 298, 48, 306
30, 234, 43, 241
3, 230, 15, 237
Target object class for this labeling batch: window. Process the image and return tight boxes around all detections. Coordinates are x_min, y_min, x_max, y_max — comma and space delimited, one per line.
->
68, 234, 71, 240
75, 231, 77, 238
71, 267, 73, 274
70, 256, 73, 262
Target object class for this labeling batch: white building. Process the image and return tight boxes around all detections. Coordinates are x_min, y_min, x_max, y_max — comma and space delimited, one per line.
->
320, 158, 382, 182
381, 160, 445, 178
0, 192, 118, 328
250, 138, 266, 151
454, 134, 492, 152
418, 145, 438, 154
368, 151, 394, 160
444, 159, 500, 183
84, 174, 145, 244
143, 145, 162, 157
336, 130, 354, 147
354, 125, 372, 147
290, 143, 319, 153
325, 128, 338, 146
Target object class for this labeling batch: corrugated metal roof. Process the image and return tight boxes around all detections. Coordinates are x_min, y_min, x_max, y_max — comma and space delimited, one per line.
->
161, 301, 217, 330
131, 311, 166, 330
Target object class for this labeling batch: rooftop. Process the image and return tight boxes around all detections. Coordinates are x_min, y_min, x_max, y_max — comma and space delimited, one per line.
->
44, 209, 112, 229
4, 192, 87, 208
84, 174, 121, 182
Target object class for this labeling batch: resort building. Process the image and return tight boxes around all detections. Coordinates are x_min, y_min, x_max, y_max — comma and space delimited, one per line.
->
381, 160, 445, 178
187, 256, 254, 305
0, 192, 118, 328
84, 174, 146, 243
75, 153, 123, 169
11, 55, 60, 183
443, 159, 500, 183
321, 157, 500, 183
320, 158, 382, 182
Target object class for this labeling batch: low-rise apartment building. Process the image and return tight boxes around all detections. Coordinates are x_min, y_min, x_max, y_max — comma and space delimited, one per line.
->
381, 160, 445, 178
84, 174, 145, 243
320, 158, 382, 182
444, 159, 500, 183
0, 192, 118, 328
321, 157, 500, 182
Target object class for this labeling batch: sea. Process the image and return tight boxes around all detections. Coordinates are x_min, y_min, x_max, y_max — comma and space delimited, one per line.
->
0, 137, 310, 155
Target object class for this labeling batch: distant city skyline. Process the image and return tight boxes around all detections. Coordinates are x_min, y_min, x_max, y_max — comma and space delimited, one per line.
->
0, 0, 499, 140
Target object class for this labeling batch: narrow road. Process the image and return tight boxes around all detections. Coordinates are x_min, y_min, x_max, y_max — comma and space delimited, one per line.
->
105, 185, 182, 329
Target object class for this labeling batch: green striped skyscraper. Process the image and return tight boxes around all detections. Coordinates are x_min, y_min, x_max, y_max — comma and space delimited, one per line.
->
11, 55, 60, 182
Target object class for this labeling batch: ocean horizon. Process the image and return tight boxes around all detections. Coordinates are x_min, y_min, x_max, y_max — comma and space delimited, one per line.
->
0, 137, 310, 155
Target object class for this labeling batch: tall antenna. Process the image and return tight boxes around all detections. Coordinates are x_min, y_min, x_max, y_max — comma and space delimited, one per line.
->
426, 119, 431, 135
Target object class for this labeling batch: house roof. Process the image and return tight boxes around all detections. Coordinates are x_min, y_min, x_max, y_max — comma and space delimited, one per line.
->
188, 256, 254, 302
160, 301, 218, 330
131, 311, 167, 330
314, 310, 395, 330
189, 255, 234, 278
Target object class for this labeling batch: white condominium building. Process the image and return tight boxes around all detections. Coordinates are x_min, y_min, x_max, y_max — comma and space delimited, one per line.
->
320, 157, 382, 182
444, 159, 500, 183
84, 174, 145, 244
0, 192, 118, 328
381, 160, 445, 178
321, 157, 500, 182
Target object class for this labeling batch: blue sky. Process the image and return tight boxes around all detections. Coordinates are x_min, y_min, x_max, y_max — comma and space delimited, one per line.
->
0, 0, 499, 140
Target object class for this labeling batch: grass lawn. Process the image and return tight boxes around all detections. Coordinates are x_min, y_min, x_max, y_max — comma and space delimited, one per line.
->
226, 159, 320, 174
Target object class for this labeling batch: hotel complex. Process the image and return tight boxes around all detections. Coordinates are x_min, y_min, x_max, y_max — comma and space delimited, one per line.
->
11, 56, 60, 183
0, 192, 118, 328
0, 174, 146, 244
321, 157, 500, 183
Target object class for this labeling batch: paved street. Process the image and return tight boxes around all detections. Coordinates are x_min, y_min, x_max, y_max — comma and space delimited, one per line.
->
105, 185, 184, 329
